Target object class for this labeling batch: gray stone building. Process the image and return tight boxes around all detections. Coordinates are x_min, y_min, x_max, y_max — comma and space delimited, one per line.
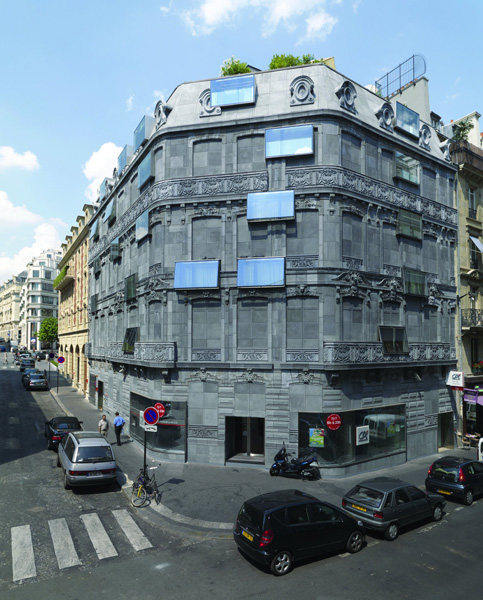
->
87, 63, 458, 474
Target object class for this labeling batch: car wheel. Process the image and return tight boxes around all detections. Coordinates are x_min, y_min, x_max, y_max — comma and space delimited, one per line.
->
384, 522, 399, 541
463, 490, 474, 506
346, 530, 364, 553
63, 471, 71, 490
269, 465, 280, 476
56, 453, 61, 467
432, 504, 443, 521
270, 550, 292, 576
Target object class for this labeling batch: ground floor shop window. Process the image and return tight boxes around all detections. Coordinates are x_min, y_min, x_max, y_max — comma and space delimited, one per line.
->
130, 392, 186, 454
299, 405, 406, 466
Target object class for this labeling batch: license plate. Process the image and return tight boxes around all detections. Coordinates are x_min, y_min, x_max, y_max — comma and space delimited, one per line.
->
437, 489, 451, 495
351, 504, 367, 512
242, 530, 253, 542
87, 472, 101, 477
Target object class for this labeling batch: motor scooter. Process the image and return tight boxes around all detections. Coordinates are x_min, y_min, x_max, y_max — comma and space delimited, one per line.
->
269, 442, 319, 480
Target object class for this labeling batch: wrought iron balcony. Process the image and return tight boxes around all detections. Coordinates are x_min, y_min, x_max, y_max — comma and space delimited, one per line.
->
461, 309, 483, 329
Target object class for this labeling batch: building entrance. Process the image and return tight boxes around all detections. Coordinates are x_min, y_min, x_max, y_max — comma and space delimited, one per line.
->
225, 417, 265, 464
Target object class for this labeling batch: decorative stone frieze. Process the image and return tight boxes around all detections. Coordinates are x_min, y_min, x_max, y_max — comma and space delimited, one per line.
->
342, 257, 363, 271
290, 75, 315, 106
236, 350, 268, 362
335, 81, 357, 113
199, 89, 221, 118
89, 342, 176, 365
286, 256, 319, 269
286, 351, 319, 363
191, 350, 221, 361
375, 102, 394, 132
323, 342, 455, 365
188, 425, 218, 439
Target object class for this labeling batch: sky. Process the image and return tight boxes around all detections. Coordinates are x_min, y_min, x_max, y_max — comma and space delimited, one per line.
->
1, 0, 482, 284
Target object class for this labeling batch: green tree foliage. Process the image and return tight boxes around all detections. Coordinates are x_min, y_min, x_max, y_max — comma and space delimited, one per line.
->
37, 317, 58, 344
452, 117, 474, 142
220, 56, 251, 76
268, 53, 322, 70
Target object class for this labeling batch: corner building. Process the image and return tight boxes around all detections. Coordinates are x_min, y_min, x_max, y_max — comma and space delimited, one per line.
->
87, 64, 458, 474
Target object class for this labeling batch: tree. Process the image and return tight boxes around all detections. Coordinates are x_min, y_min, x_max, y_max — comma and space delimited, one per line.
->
220, 56, 251, 76
37, 317, 58, 345
452, 118, 474, 142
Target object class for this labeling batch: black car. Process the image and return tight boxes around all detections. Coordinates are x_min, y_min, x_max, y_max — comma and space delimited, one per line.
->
19, 358, 35, 372
45, 416, 83, 450
341, 477, 445, 541
425, 455, 483, 506
233, 489, 365, 576
24, 373, 49, 391
21, 368, 41, 385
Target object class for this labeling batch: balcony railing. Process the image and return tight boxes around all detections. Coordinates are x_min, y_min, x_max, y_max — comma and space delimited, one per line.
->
323, 342, 454, 366
461, 309, 483, 328
87, 341, 176, 367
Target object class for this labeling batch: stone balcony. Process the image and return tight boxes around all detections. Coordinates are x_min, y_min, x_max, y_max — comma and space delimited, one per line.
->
86, 342, 176, 367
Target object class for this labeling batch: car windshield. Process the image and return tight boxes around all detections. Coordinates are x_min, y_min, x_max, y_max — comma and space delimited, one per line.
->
239, 503, 263, 529
431, 464, 459, 483
29, 375, 45, 381
57, 422, 79, 430
76, 446, 113, 463
346, 485, 384, 508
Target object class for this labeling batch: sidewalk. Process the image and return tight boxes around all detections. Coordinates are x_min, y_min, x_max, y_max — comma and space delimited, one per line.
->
47, 365, 478, 533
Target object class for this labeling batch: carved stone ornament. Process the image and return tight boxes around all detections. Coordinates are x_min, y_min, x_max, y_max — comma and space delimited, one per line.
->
377, 277, 404, 306
419, 123, 431, 150
199, 89, 221, 118
237, 368, 264, 384
439, 139, 451, 161
191, 368, 218, 382
290, 75, 315, 106
287, 284, 317, 297
375, 102, 394, 132
295, 369, 322, 385
154, 100, 172, 129
335, 81, 357, 114
335, 271, 370, 304
112, 291, 125, 312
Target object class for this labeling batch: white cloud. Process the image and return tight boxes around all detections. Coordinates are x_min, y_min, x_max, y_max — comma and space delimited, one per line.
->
0, 146, 40, 170
0, 190, 43, 226
126, 94, 134, 112
160, 1, 173, 14
301, 10, 338, 42
83, 142, 122, 203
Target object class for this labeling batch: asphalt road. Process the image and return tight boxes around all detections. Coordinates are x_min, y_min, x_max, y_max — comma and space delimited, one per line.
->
1, 359, 482, 599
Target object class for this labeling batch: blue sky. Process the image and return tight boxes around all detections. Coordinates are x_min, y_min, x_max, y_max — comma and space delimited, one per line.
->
1, 0, 482, 283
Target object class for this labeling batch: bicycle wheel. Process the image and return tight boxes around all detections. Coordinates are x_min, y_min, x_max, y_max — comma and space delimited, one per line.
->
131, 482, 147, 507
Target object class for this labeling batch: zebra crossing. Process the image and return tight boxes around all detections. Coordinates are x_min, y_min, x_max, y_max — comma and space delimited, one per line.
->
10, 509, 153, 583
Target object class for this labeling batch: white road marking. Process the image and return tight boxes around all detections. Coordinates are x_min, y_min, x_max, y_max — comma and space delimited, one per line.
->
112, 509, 153, 551
48, 518, 82, 569
80, 513, 118, 560
11, 525, 36, 581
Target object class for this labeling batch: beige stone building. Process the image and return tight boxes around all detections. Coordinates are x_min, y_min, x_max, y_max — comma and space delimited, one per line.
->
55, 204, 94, 394
0, 273, 26, 347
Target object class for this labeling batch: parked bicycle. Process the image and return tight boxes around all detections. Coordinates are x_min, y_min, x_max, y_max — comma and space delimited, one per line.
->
131, 467, 161, 507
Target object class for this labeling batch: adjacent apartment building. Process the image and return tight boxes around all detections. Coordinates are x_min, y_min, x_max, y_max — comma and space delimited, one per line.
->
0, 273, 26, 346
87, 62, 458, 474
56, 205, 94, 395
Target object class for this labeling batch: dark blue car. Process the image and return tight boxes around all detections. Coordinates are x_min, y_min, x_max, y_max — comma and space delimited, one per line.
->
45, 416, 83, 450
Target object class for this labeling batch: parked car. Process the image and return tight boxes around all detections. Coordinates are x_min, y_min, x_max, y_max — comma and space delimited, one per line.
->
233, 489, 365, 576
19, 358, 35, 372
341, 477, 445, 541
23, 373, 49, 391
36, 351, 46, 361
57, 431, 117, 489
0, 345, 6, 352
16, 353, 30, 365
45, 416, 83, 450
425, 455, 483, 506
21, 368, 41, 385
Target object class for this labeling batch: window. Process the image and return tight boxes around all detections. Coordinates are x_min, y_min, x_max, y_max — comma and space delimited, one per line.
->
210, 74, 255, 107
32, 270, 40, 278
42, 283, 53, 291
192, 217, 221, 260
287, 297, 318, 349
136, 211, 150, 241
397, 209, 422, 240
247, 190, 295, 222
403, 268, 426, 296
265, 125, 313, 159
192, 299, 221, 349
44, 270, 52, 280
341, 132, 361, 172
237, 298, 268, 349
90, 220, 99, 242
110, 237, 121, 260
378, 326, 409, 353
93, 258, 101, 275
395, 153, 420, 184
469, 188, 476, 217
287, 211, 319, 256
91, 294, 98, 312
118, 144, 133, 173
395, 102, 419, 137
133, 115, 155, 151
237, 257, 285, 287
125, 274, 137, 300
138, 152, 154, 189
237, 135, 265, 172
174, 260, 219, 289
103, 198, 117, 225
122, 327, 139, 353
193, 140, 222, 176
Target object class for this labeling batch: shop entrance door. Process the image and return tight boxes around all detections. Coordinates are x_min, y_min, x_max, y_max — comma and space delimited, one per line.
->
438, 412, 454, 449
97, 380, 103, 410
225, 417, 264, 464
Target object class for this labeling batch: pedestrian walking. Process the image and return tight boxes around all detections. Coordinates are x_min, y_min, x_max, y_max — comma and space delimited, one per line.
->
4, 352, 8, 365
98, 414, 109, 438
113, 412, 125, 446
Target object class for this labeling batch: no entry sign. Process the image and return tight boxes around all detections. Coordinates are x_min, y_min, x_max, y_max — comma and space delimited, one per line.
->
143, 407, 159, 425
326, 414, 342, 431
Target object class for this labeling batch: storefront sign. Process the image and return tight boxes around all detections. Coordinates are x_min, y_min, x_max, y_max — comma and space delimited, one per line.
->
464, 389, 483, 406
447, 371, 464, 390
326, 414, 342, 431
356, 425, 369, 445
309, 428, 325, 447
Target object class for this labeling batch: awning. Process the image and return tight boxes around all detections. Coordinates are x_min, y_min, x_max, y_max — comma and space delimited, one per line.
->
470, 236, 483, 252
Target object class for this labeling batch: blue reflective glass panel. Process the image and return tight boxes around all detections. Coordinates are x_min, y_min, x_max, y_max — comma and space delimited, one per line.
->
396, 102, 419, 137
265, 125, 313, 158
103, 199, 116, 223
99, 178, 110, 200
211, 75, 255, 107
118, 144, 133, 173
237, 257, 285, 287
136, 211, 149, 241
247, 190, 295, 221
138, 153, 154, 189
174, 261, 220, 289
133, 116, 155, 151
